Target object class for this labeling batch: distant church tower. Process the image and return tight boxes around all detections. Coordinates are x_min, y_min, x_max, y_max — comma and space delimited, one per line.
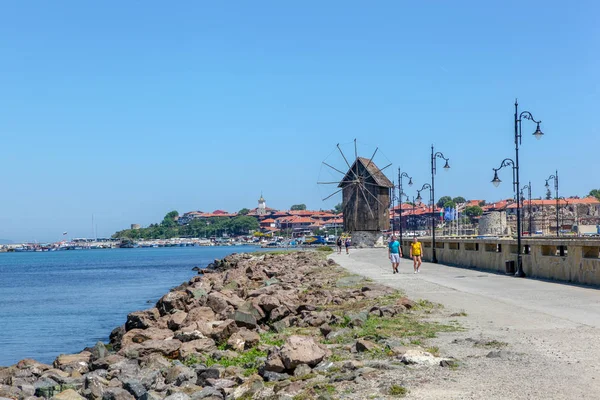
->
257, 193, 267, 215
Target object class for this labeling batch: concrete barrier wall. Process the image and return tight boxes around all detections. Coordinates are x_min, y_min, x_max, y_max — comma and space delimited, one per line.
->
401, 237, 600, 286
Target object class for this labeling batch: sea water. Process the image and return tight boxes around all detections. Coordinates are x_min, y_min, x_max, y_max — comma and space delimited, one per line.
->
0, 246, 259, 366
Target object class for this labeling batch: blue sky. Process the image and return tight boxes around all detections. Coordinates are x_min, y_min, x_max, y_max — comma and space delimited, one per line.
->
0, 1, 598, 242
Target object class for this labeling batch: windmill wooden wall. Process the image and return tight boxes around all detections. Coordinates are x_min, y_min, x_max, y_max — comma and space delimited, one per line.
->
341, 157, 393, 232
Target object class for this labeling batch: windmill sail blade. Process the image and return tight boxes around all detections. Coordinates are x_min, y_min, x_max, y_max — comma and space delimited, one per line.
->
318, 180, 357, 185
360, 183, 387, 208
322, 188, 343, 201
378, 163, 393, 173
365, 147, 378, 170
322, 162, 347, 176
354, 139, 358, 162
337, 143, 353, 171
357, 185, 375, 218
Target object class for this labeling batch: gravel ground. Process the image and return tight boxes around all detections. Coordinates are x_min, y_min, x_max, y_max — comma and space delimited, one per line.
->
330, 248, 600, 399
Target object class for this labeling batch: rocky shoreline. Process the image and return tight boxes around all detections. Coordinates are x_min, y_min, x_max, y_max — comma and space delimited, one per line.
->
0, 251, 463, 400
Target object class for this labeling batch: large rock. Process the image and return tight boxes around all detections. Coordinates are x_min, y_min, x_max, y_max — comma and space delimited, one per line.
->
126, 308, 162, 331
256, 295, 281, 313
400, 349, 439, 366
157, 291, 191, 316
164, 365, 196, 386
123, 380, 146, 399
237, 300, 265, 321
190, 387, 223, 399
280, 336, 327, 370
34, 376, 61, 398
232, 311, 257, 329
53, 352, 92, 373
102, 387, 136, 400
179, 338, 217, 359
92, 355, 126, 371
226, 329, 260, 352
166, 311, 189, 331
121, 328, 174, 348
182, 307, 216, 326
355, 339, 378, 353
121, 339, 182, 359
231, 375, 263, 399
208, 320, 238, 343
195, 368, 220, 386
51, 388, 86, 400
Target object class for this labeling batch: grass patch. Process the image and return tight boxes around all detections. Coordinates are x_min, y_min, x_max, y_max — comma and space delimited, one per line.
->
204, 347, 267, 374
389, 384, 408, 397
316, 245, 334, 252
426, 346, 440, 357
475, 340, 508, 348
263, 250, 299, 256
259, 332, 285, 347
355, 314, 459, 341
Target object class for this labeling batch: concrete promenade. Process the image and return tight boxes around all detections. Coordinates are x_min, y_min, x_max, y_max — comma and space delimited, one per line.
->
330, 248, 600, 399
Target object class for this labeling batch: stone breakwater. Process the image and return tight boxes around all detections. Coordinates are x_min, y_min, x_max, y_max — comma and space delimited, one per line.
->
0, 251, 459, 400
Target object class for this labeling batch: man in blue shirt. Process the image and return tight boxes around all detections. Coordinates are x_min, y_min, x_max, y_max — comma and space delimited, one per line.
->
388, 235, 403, 274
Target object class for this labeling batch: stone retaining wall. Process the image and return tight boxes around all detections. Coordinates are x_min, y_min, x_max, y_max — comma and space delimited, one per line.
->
401, 237, 600, 286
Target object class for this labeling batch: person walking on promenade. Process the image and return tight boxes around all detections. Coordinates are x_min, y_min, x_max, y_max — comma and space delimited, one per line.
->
336, 237, 343, 254
344, 237, 351, 254
410, 237, 422, 273
388, 235, 402, 274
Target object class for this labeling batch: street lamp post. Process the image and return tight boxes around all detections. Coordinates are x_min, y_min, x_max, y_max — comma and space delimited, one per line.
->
412, 196, 416, 237
398, 168, 413, 250
520, 182, 532, 236
416, 183, 433, 260
545, 171, 559, 237
391, 180, 396, 236
491, 100, 543, 277
431, 146, 450, 263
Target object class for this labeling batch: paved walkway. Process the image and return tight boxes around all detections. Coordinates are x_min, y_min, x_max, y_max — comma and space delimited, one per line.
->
330, 248, 600, 399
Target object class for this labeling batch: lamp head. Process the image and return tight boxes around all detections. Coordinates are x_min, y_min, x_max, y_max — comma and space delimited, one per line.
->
416, 192, 422, 202
533, 123, 544, 140
491, 170, 501, 188
408, 177, 413, 186
545, 180, 550, 189
443, 160, 450, 171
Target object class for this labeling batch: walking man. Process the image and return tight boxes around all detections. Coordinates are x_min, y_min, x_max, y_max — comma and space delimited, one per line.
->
336, 236, 342, 254
388, 235, 402, 274
344, 237, 351, 254
410, 237, 422, 273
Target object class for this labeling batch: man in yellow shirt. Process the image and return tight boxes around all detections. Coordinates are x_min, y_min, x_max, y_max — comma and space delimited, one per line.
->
409, 237, 422, 273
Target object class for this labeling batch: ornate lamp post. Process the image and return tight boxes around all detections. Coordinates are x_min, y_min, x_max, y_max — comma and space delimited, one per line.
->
398, 168, 413, 248
545, 171, 559, 237
431, 146, 450, 263
491, 100, 543, 277
416, 183, 433, 260
491, 158, 526, 275
520, 182, 532, 236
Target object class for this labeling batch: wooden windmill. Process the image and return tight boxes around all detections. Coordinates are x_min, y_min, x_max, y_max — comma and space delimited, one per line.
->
319, 141, 394, 233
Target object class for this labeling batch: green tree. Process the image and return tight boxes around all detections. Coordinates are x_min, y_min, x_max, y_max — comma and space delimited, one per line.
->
589, 189, 600, 201
238, 208, 250, 215
333, 203, 343, 214
464, 205, 483, 218
291, 204, 307, 211
478, 200, 486, 207
443, 200, 456, 209
453, 196, 466, 204
545, 189, 552, 200
228, 216, 259, 235
161, 210, 179, 228
436, 196, 452, 208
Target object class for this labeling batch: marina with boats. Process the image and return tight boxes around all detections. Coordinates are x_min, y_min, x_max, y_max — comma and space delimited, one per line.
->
0, 234, 336, 253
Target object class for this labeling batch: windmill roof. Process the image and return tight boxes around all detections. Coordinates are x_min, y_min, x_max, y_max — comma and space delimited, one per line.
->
339, 157, 393, 188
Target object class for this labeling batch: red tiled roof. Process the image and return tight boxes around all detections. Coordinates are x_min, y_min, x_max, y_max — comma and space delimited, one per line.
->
261, 218, 276, 223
